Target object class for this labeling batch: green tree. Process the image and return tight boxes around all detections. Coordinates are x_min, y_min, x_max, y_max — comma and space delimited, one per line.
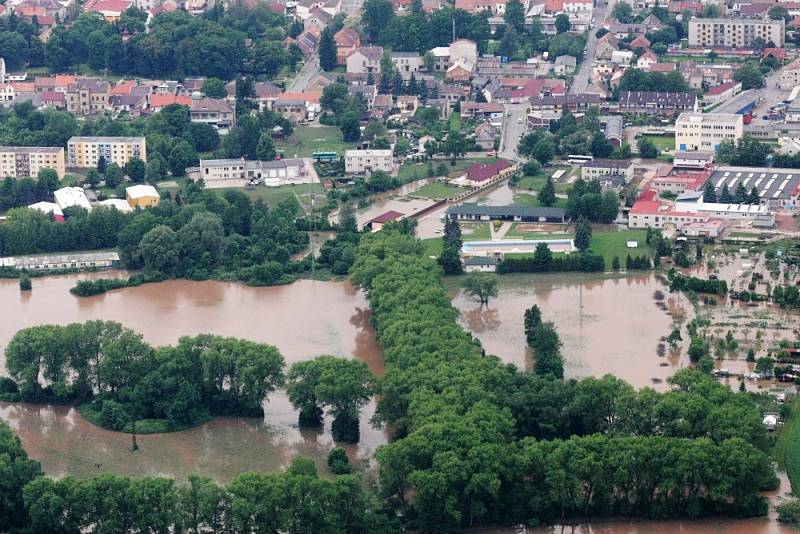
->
104, 163, 124, 188
462, 272, 498, 305
138, 225, 181, 274
255, 133, 276, 161
612, 1, 633, 22
340, 113, 361, 142
327, 447, 352, 474
555, 13, 571, 34
0, 420, 43, 531
735, 64, 765, 90
703, 180, 717, 203
533, 138, 555, 165
637, 136, 659, 159
125, 158, 146, 183
539, 175, 556, 207
769, 5, 789, 20
319, 27, 337, 72
19, 274, 32, 291
168, 140, 197, 176
611, 255, 620, 270
574, 216, 592, 251
201, 77, 227, 98
438, 217, 463, 275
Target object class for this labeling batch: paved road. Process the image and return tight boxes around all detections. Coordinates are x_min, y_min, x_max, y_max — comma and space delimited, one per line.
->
499, 103, 529, 161
288, 53, 321, 93
569, 0, 615, 94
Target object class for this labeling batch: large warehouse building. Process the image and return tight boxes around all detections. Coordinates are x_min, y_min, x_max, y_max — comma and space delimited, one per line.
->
707, 166, 800, 209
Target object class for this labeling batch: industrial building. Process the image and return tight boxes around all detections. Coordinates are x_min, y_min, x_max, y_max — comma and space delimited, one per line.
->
0, 251, 120, 271
67, 136, 147, 168
54, 187, 92, 212
0, 146, 66, 179
126, 185, 160, 209
706, 166, 800, 209
199, 158, 310, 186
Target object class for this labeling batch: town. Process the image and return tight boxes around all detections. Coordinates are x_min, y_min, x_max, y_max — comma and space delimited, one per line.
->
1, 0, 800, 531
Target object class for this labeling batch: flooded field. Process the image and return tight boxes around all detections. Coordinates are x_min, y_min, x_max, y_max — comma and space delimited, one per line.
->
450, 272, 681, 389
0, 274, 386, 480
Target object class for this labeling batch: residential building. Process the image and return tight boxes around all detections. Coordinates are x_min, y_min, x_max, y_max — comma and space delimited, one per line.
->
65, 78, 111, 116
553, 55, 577, 75
345, 149, 394, 174
474, 121, 499, 149
126, 185, 160, 208
391, 52, 423, 79
304, 6, 332, 29
688, 18, 785, 48
0, 146, 65, 179
54, 186, 92, 211
779, 58, 800, 90
617, 91, 698, 115
675, 112, 743, 152
334, 28, 360, 65
528, 94, 603, 112
447, 203, 567, 222
459, 159, 515, 185
581, 159, 634, 181
429, 47, 451, 72
67, 136, 147, 168
595, 34, 619, 60
346, 46, 384, 74
189, 96, 235, 133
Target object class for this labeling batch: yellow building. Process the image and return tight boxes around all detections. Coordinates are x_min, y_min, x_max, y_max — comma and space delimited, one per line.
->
0, 146, 66, 179
67, 136, 146, 168
126, 185, 160, 208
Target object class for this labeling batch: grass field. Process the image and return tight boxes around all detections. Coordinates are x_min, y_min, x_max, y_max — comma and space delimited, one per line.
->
589, 229, 652, 269
275, 126, 357, 158
776, 399, 800, 493
513, 192, 568, 209
399, 158, 492, 182
213, 184, 325, 213
461, 222, 492, 241
414, 182, 468, 199
422, 237, 443, 257
641, 135, 675, 152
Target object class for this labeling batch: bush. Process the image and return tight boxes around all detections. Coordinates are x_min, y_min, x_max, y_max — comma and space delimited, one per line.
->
497, 253, 605, 274
778, 499, 800, 525
19, 275, 31, 291
327, 447, 352, 474
99, 400, 129, 431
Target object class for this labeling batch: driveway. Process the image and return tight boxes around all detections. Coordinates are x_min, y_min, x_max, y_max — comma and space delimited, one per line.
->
500, 103, 529, 161
569, 0, 615, 95
288, 53, 321, 93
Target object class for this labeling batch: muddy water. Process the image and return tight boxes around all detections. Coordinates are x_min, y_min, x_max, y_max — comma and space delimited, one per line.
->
0, 274, 386, 481
450, 272, 683, 389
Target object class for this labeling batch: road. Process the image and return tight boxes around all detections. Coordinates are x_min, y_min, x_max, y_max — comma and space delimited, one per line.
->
287, 53, 320, 93
499, 103, 529, 161
569, 0, 615, 95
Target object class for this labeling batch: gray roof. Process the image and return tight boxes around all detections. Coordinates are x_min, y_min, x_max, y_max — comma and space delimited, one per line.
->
708, 166, 800, 201
447, 203, 566, 218
464, 256, 498, 266
583, 159, 632, 169
600, 115, 623, 141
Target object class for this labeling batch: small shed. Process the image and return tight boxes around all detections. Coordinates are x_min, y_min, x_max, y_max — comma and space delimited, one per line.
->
368, 210, 404, 232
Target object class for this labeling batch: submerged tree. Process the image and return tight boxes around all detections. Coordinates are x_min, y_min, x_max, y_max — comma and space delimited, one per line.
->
462, 273, 498, 305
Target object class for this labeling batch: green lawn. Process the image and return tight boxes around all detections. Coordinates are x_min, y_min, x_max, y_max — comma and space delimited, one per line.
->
641, 135, 675, 152
414, 181, 468, 199
461, 222, 492, 241
777, 399, 800, 493
516, 175, 547, 190
399, 158, 489, 182
213, 184, 325, 213
275, 126, 357, 158
589, 229, 652, 269
513, 192, 568, 209
422, 237, 443, 257
449, 113, 461, 132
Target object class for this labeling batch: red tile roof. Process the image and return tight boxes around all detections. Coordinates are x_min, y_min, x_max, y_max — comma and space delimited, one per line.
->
150, 94, 192, 108
371, 210, 404, 223
706, 81, 737, 96
465, 159, 512, 182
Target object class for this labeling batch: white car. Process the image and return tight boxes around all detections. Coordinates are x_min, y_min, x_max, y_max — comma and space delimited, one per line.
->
517, 118, 523, 123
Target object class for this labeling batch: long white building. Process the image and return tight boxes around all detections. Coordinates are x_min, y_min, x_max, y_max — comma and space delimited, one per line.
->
67, 136, 147, 168
345, 149, 393, 175
688, 18, 785, 48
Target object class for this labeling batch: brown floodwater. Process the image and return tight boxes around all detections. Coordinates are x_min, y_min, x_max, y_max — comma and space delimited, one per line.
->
0, 274, 386, 481
450, 272, 682, 389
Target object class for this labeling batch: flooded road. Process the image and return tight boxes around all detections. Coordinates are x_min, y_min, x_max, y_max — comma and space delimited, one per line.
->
0, 273, 386, 480
450, 272, 682, 389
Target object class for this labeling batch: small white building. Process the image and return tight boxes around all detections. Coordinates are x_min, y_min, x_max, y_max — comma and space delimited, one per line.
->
610, 50, 634, 66
99, 198, 134, 212
464, 256, 497, 272
54, 187, 92, 212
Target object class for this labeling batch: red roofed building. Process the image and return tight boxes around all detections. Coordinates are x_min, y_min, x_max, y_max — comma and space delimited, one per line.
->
628, 197, 708, 230
41, 91, 65, 109
461, 159, 514, 184
334, 28, 360, 65
150, 94, 193, 111
368, 210, 404, 232
647, 169, 711, 195
112, 80, 137, 95
629, 36, 651, 50
84, 0, 132, 21
763, 48, 787, 62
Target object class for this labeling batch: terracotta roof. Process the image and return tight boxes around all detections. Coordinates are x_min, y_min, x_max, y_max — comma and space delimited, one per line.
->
648, 63, 676, 73
335, 27, 360, 47
706, 81, 737, 96
11, 82, 35, 93
86, 0, 132, 13
112, 80, 136, 95
41, 91, 65, 102
151, 94, 192, 107
371, 210, 404, 223
763, 47, 786, 61
630, 36, 651, 49
55, 75, 76, 86
465, 159, 512, 182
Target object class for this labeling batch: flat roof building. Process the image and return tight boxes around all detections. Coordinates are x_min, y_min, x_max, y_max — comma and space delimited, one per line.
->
0, 146, 65, 179
54, 186, 92, 212
707, 166, 800, 209
345, 149, 393, 175
199, 158, 310, 186
688, 17, 784, 48
67, 136, 146, 168
0, 251, 120, 271
126, 185, 160, 209
675, 113, 743, 152
447, 203, 567, 223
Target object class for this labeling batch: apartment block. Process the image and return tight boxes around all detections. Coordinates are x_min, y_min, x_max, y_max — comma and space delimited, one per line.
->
0, 146, 66, 179
675, 113, 743, 152
688, 18, 784, 48
345, 149, 393, 175
67, 137, 147, 168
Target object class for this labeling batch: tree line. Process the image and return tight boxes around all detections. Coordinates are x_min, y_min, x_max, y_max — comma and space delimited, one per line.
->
0, 182, 310, 287
668, 270, 728, 295
496, 243, 605, 274
0, 421, 395, 534
349, 229, 775, 531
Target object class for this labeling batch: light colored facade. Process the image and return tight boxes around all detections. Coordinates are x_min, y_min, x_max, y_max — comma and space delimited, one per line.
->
54, 186, 92, 211
126, 185, 160, 208
65, 79, 111, 116
189, 97, 235, 133
688, 18, 785, 48
391, 52, 423, 79
345, 149, 393, 174
346, 47, 384, 74
0, 251, 120, 271
0, 146, 65, 179
67, 136, 147, 168
581, 159, 634, 182
450, 39, 478, 67
199, 158, 310, 186
675, 113, 743, 152
779, 59, 800, 90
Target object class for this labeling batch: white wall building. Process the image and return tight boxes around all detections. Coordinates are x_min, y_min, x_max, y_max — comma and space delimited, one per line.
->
688, 18, 785, 48
54, 187, 92, 212
675, 113, 743, 152
345, 149, 393, 174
